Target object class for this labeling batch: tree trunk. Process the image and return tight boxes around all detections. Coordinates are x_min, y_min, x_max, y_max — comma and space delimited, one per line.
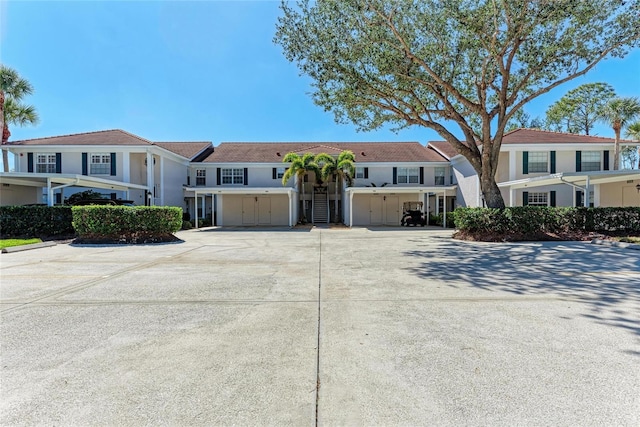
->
0, 90, 7, 173
613, 124, 621, 170
480, 171, 506, 208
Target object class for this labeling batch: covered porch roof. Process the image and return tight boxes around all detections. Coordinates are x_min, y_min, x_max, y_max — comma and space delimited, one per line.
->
497, 170, 640, 191
0, 172, 149, 192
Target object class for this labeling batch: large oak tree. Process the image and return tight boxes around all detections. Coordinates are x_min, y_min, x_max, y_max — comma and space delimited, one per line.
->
275, 0, 639, 208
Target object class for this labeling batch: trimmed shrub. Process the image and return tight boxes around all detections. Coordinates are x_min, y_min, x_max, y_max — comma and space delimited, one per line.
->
0, 206, 74, 238
453, 206, 640, 240
181, 220, 193, 230
72, 206, 182, 243
428, 213, 456, 228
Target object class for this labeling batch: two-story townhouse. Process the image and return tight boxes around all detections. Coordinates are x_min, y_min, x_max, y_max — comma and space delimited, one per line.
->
428, 129, 640, 208
184, 141, 456, 227
0, 130, 212, 207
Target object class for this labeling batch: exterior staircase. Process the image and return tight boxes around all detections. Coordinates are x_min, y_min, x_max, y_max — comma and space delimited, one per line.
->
312, 191, 329, 224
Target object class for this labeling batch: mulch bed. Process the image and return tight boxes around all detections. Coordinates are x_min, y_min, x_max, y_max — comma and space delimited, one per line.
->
72, 233, 181, 245
453, 230, 640, 242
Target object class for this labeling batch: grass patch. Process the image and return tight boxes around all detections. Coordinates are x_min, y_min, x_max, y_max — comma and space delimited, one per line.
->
0, 238, 43, 250
615, 236, 640, 244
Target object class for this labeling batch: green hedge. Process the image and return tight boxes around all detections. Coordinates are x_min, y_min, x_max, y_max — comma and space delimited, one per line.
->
454, 207, 640, 235
0, 206, 74, 238
72, 206, 182, 242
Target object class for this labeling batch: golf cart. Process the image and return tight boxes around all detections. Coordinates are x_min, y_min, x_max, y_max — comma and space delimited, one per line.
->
400, 201, 426, 226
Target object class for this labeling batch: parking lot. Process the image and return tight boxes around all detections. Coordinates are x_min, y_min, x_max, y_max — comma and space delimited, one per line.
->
1, 227, 639, 426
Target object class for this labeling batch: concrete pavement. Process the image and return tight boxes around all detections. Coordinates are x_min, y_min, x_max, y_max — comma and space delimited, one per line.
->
1, 227, 639, 426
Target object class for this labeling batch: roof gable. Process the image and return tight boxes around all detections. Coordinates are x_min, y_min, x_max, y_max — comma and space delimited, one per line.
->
8, 129, 154, 146
155, 142, 213, 160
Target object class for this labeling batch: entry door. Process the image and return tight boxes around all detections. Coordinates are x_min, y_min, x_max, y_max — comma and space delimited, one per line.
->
258, 197, 271, 225
385, 196, 399, 225
370, 196, 383, 224
242, 197, 255, 225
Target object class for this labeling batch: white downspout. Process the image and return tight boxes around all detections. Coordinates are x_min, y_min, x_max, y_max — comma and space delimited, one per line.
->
443, 189, 447, 229
584, 176, 590, 207
47, 178, 53, 206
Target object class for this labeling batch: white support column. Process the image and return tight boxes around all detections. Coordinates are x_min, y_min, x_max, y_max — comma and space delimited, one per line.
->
146, 151, 154, 205
160, 156, 165, 206
509, 188, 515, 207
584, 176, 590, 207
47, 178, 53, 206
426, 192, 430, 226
443, 189, 447, 229
194, 191, 199, 228
435, 193, 440, 217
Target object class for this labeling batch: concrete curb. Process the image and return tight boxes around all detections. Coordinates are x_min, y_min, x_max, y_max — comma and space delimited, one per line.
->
1, 241, 57, 253
591, 239, 640, 251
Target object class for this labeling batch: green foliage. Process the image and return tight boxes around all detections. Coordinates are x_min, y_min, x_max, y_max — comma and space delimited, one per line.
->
428, 213, 455, 228
72, 206, 182, 242
181, 220, 193, 230
0, 206, 74, 238
454, 207, 640, 237
544, 83, 615, 134
275, 0, 640, 207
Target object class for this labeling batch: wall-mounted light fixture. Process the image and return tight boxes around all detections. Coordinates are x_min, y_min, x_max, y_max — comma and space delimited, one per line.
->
636, 183, 640, 193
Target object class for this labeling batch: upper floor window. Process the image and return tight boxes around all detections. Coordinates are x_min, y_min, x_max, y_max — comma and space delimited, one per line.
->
355, 167, 365, 179
90, 154, 111, 175
581, 151, 601, 172
222, 168, 244, 184
36, 154, 56, 173
276, 167, 286, 179
435, 167, 446, 186
528, 152, 548, 173
397, 167, 419, 184
196, 169, 206, 186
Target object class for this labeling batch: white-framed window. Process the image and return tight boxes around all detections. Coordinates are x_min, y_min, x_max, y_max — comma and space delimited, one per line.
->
528, 192, 548, 206
36, 154, 56, 173
582, 151, 601, 172
397, 167, 419, 184
435, 167, 445, 186
90, 153, 111, 175
355, 167, 365, 179
528, 152, 548, 173
196, 169, 206, 186
222, 168, 244, 184
276, 167, 286, 179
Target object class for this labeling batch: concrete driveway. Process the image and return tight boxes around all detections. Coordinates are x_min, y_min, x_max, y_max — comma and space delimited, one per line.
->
1, 227, 639, 426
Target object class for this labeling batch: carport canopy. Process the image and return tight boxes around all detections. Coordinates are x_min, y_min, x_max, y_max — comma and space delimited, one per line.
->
0, 172, 149, 206
497, 170, 640, 207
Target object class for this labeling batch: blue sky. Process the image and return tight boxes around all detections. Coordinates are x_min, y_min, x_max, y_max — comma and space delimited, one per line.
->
2, 0, 639, 147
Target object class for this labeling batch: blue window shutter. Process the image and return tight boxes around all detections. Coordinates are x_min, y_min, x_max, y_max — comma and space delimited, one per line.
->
82, 153, 88, 175
216, 168, 221, 185
550, 191, 556, 207
419, 167, 424, 184
603, 151, 609, 170
576, 151, 582, 172
27, 153, 34, 172
55, 153, 62, 173
55, 193, 62, 204
244, 168, 248, 185
364, 167, 368, 179
550, 151, 556, 174
110, 153, 116, 176
272, 168, 277, 179
523, 191, 529, 206
523, 151, 529, 174
392, 167, 397, 184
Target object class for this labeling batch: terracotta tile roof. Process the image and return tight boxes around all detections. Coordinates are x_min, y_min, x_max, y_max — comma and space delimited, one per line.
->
202, 142, 449, 163
8, 129, 154, 146
155, 142, 213, 160
501, 128, 627, 144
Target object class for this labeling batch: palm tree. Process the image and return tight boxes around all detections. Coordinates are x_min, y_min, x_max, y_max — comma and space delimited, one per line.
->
625, 121, 640, 169
1, 65, 37, 172
599, 97, 640, 170
315, 150, 355, 222
282, 152, 320, 222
